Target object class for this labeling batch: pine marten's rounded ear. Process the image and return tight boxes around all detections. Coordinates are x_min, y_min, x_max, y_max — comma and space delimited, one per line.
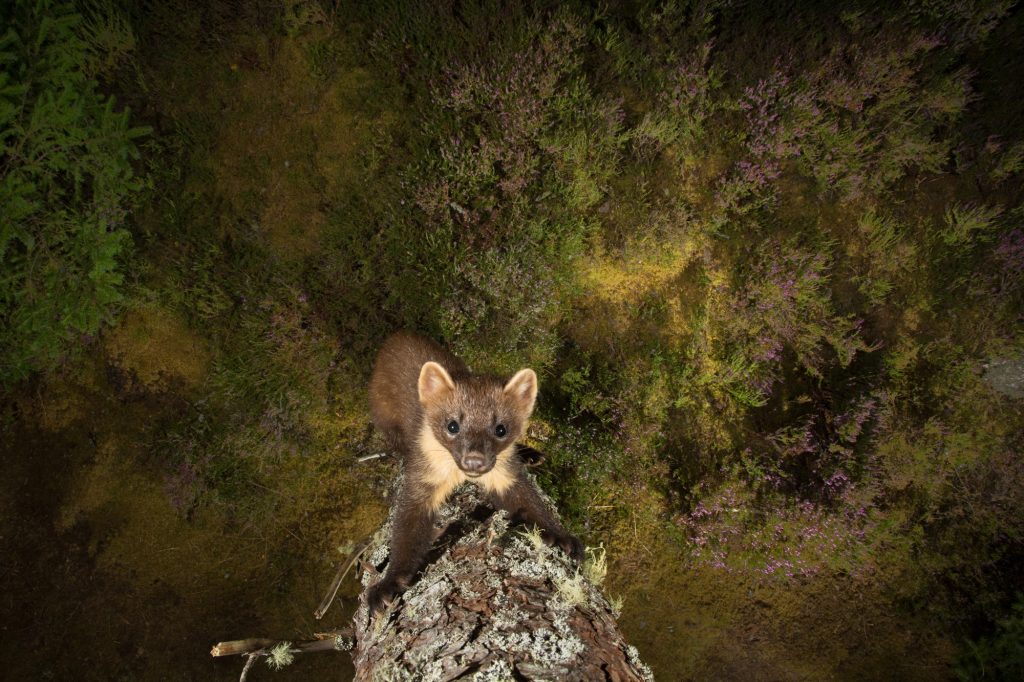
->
503, 368, 538, 417
418, 361, 456, 405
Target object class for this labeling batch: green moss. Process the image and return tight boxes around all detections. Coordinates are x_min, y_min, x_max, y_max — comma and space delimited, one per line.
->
104, 305, 210, 391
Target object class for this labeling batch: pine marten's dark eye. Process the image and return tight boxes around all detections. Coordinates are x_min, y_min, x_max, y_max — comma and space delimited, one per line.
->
495, 424, 507, 438
446, 420, 460, 435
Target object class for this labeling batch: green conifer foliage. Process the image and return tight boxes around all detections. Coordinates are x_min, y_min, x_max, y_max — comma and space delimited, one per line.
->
0, 0, 147, 385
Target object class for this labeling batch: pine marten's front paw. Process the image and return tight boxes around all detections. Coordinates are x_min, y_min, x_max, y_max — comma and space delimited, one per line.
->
549, 531, 584, 564
366, 577, 403, 617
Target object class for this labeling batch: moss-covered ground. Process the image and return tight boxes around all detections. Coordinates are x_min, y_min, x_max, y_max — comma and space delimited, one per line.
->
2, 1, 1023, 680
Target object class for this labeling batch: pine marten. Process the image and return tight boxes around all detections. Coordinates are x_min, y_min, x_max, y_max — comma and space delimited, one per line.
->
366, 331, 583, 615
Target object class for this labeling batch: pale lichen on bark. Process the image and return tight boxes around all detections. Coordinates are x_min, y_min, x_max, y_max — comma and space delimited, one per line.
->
352, 484, 653, 681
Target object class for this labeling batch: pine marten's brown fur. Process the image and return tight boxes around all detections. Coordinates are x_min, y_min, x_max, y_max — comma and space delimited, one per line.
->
366, 331, 583, 614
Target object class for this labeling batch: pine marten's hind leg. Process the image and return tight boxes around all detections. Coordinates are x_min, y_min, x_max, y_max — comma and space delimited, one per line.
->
366, 488, 436, 615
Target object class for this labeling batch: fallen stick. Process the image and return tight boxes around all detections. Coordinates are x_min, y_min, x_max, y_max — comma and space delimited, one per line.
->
210, 639, 277, 657
210, 629, 354, 658
314, 538, 372, 620
238, 653, 258, 682
212, 629, 355, 681
356, 452, 389, 463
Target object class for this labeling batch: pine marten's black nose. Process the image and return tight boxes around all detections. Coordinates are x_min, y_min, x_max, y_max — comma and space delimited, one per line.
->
462, 452, 488, 475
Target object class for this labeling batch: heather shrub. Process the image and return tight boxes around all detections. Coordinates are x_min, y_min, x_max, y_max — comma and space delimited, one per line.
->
993, 225, 1024, 294
281, 0, 327, 37
711, 240, 874, 401
208, 286, 336, 438
941, 202, 1004, 251
907, 0, 1014, 48
679, 347, 1023, 608
868, 350, 1024, 611
991, 140, 1024, 183
421, 12, 623, 351
630, 41, 724, 161
76, 0, 137, 78
845, 209, 918, 307
312, 7, 626, 369
735, 28, 970, 202
157, 277, 345, 514
679, 479, 873, 579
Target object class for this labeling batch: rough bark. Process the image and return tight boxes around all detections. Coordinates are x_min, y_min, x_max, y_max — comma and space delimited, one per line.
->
351, 483, 653, 681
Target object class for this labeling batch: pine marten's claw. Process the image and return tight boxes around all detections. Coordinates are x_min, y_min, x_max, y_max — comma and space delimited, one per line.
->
366, 579, 400, 617
547, 531, 584, 564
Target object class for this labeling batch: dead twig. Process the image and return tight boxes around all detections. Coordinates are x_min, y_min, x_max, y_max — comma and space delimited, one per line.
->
238, 652, 258, 682
314, 539, 372, 620
357, 452, 389, 463
211, 639, 277, 657
211, 629, 354, 657
212, 628, 355, 680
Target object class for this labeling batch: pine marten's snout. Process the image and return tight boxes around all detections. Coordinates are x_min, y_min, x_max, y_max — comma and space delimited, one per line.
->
457, 438, 494, 475
460, 451, 489, 476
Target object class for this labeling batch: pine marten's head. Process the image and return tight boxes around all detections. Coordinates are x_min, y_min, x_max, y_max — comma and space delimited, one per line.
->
417, 361, 537, 477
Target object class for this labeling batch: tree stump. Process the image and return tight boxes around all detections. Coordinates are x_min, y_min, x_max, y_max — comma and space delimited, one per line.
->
351, 484, 653, 681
